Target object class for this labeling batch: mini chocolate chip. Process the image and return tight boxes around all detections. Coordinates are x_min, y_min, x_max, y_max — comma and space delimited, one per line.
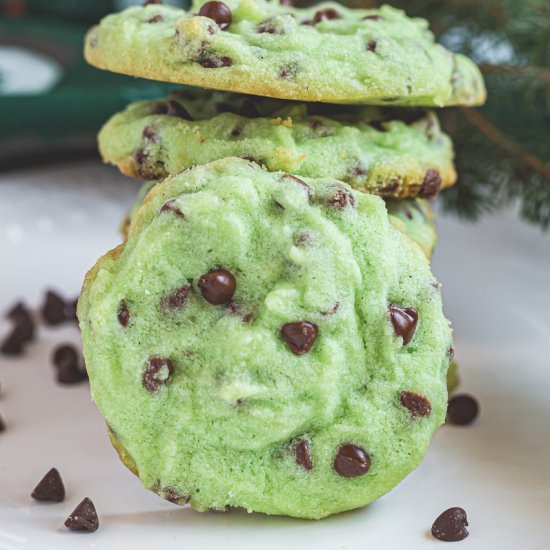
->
281, 322, 317, 355
379, 180, 399, 194
1, 329, 25, 356
65, 298, 79, 323
327, 186, 357, 209
147, 14, 164, 23
231, 125, 242, 137
117, 301, 130, 327
400, 391, 432, 418
165, 100, 191, 119
42, 290, 66, 325
64, 497, 99, 532
198, 1, 232, 30
419, 169, 442, 199
432, 507, 469, 542
226, 301, 253, 323
52, 344, 79, 369
334, 444, 371, 477
0, 414, 6, 432
282, 173, 312, 199
198, 269, 236, 305
294, 231, 312, 246
199, 55, 232, 68
367, 40, 377, 52
161, 487, 190, 505
163, 285, 190, 311
31, 467, 65, 502
308, 118, 323, 130
447, 394, 479, 426
389, 304, 418, 345
321, 303, 340, 316
142, 125, 158, 141
294, 438, 313, 471
313, 8, 341, 23
143, 357, 174, 393
160, 199, 184, 217
257, 18, 279, 34
363, 14, 382, 20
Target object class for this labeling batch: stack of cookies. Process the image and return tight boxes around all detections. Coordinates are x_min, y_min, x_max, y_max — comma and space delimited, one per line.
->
79, 0, 485, 519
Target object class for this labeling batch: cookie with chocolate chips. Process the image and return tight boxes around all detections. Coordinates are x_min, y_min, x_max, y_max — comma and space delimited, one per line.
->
79, 158, 452, 519
100, 90, 456, 199
84, 0, 485, 106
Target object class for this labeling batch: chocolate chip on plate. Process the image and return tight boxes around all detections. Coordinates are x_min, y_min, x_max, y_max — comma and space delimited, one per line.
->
0, 414, 5, 432
64, 497, 99, 532
294, 438, 313, 471
31, 468, 65, 502
198, 1, 232, 30
334, 444, 371, 477
447, 394, 479, 426
400, 391, 432, 418
6, 302, 34, 342
143, 357, 174, 393
198, 269, 236, 305
389, 304, 418, 345
52, 344, 79, 369
281, 322, 318, 355
1, 328, 25, 356
431, 507, 469, 542
41, 290, 67, 325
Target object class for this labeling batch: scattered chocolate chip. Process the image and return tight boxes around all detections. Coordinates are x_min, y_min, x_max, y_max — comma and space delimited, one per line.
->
147, 14, 164, 23
160, 199, 184, 217
282, 173, 312, 199
0, 414, 5, 432
363, 14, 382, 21
419, 169, 442, 199
162, 285, 190, 311
389, 305, 418, 345
42, 290, 66, 325
52, 344, 79, 369
164, 100, 191, 119
117, 301, 130, 327
198, 1, 232, 30
198, 269, 236, 305
313, 8, 341, 23
294, 438, 313, 471
431, 507, 469, 542
379, 180, 399, 194
199, 55, 232, 68
1, 329, 24, 356
6, 302, 34, 342
321, 303, 340, 316
281, 322, 317, 355
326, 186, 357, 209
257, 18, 280, 34
447, 394, 479, 426
334, 444, 371, 477
400, 391, 432, 418
64, 497, 99, 532
31, 467, 65, 502
367, 40, 377, 52
143, 357, 174, 393
65, 298, 79, 323
57, 363, 87, 385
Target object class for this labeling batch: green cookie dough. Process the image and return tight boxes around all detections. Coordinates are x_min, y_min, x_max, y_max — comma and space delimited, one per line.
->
386, 198, 437, 259
99, 90, 456, 199
79, 157, 452, 519
84, 0, 486, 107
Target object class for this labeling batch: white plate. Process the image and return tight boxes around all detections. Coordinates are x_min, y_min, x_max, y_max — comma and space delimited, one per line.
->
1, 162, 549, 550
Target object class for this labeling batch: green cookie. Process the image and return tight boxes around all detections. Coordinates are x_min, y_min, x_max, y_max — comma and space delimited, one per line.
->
386, 198, 437, 259
79, 158, 452, 519
85, 0, 485, 107
100, 90, 456, 199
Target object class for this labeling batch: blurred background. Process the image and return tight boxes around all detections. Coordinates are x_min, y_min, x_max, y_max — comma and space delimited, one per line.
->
1, 0, 548, 227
